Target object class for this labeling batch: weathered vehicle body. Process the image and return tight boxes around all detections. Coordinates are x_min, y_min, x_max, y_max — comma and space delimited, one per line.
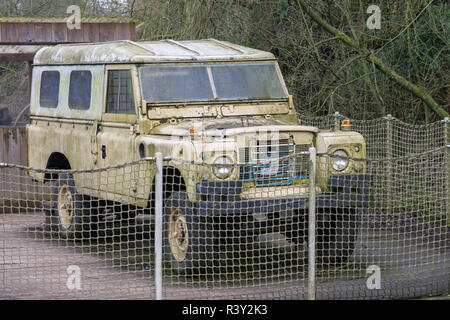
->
27, 39, 369, 273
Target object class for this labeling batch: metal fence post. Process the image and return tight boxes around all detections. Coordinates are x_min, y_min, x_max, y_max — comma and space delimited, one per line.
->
334, 111, 341, 131
155, 152, 163, 300
385, 114, 393, 209
308, 147, 316, 300
444, 118, 450, 226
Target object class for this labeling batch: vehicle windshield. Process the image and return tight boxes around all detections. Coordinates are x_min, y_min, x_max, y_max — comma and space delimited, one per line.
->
139, 62, 287, 104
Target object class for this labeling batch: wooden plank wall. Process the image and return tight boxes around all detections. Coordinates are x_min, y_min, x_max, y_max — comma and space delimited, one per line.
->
0, 126, 51, 212
0, 21, 136, 44
0, 126, 27, 165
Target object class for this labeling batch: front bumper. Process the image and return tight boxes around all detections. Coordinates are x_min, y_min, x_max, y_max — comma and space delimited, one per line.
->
195, 174, 372, 217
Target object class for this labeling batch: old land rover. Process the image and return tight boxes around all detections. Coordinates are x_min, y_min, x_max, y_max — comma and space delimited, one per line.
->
27, 39, 369, 274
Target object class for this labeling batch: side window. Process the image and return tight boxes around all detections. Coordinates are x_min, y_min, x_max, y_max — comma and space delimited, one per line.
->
39, 71, 60, 108
69, 70, 92, 110
105, 70, 135, 114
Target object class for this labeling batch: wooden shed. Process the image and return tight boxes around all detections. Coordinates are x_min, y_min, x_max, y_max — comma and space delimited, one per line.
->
0, 17, 136, 61
0, 17, 136, 127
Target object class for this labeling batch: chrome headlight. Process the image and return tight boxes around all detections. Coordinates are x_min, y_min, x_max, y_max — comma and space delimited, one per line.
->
331, 150, 349, 171
213, 156, 234, 179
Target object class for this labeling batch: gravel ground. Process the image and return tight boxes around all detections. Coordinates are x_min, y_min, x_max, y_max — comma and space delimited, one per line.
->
0, 210, 448, 300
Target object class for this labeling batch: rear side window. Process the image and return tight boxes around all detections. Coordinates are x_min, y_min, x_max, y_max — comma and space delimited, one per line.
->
105, 70, 135, 114
69, 70, 92, 110
39, 71, 60, 108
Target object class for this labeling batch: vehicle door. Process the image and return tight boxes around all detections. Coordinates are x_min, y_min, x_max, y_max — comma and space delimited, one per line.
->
96, 65, 141, 204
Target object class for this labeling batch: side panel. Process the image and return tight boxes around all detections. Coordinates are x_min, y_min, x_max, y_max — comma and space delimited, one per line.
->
30, 65, 104, 120
27, 65, 104, 182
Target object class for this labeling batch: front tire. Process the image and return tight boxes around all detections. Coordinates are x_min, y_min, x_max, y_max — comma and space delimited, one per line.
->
163, 192, 210, 275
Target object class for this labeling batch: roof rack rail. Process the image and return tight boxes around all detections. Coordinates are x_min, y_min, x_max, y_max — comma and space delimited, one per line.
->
207, 38, 246, 54
165, 39, 201, 55
124, 40, 157, 55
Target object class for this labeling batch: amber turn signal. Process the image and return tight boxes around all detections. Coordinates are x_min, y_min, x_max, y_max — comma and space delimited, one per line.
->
341, 119, 351, 130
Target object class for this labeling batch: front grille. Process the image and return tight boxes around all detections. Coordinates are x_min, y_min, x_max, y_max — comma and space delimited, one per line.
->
240, 138, 309, 186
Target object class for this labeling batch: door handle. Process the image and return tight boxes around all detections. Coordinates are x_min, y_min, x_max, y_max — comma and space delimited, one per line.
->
101, 145, 106, 159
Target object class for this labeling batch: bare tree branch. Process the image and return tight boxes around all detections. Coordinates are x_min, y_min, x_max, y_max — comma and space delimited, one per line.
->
294, 0, 449, 119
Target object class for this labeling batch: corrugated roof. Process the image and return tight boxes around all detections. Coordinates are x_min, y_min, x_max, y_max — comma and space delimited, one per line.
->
0, 16, 135, 23
33, 39, 275, 65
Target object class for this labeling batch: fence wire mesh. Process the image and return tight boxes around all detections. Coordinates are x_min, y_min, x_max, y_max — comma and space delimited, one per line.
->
0, 114, 449, 300
159, 152, 312, 300
314, 149, 448, 299
298, 112, 449, 158
0, 160, 157, 299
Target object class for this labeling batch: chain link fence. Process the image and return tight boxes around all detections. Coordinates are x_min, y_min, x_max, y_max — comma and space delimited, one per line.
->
299, 112, 450, 158
0, 160, 157, 299
0, 114, 449, 300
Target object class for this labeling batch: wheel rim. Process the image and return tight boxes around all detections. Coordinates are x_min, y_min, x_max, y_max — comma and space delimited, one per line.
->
57, 184, 73, 230
168, 209, 189, 262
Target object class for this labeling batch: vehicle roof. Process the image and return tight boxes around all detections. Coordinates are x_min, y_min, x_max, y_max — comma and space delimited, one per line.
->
33, 39, 276, 65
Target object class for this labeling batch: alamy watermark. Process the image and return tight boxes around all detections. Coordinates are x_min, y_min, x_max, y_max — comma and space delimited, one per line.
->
366, 265, 381, 289
366, 5, 381, 30
66, 5, 81, 30
66, 265, 82, 290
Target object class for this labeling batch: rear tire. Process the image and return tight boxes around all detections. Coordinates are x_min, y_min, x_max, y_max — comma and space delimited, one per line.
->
316, 209, 358, 266
47, 173, 95, 239
280, 208, 358, 267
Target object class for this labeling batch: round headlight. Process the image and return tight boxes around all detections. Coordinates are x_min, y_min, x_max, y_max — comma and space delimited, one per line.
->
331, 150, 349, 171
213, 156, 234, 179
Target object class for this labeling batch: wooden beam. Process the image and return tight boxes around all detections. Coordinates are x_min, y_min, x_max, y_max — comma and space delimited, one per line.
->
0, 21, 136, 45
0, 53, 36, 61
